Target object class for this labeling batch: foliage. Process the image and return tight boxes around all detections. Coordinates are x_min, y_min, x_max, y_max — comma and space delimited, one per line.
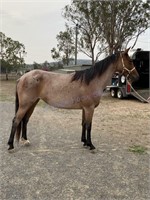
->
62, 0, 150, 61
33, 61, 63, 71
96, 0, 150, 54
51, 25, 75, 65
0, 32, 26, 79
0, 59, 12, 73
33, 62, 42, 70
63, 1, 105, 65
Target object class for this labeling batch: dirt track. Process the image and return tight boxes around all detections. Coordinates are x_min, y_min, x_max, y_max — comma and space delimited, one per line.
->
0, 94, 150, 200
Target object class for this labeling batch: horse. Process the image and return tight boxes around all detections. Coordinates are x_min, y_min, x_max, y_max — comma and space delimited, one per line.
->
7, 48, 139, 152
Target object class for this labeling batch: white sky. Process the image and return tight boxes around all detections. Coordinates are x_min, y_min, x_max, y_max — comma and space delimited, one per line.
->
1, 0, 150, 64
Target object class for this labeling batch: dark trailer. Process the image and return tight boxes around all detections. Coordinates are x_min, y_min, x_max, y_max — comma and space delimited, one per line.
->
107, 50, 150, 102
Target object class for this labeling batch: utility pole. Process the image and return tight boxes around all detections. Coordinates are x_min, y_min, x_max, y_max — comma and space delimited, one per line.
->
75, 24, 80, 65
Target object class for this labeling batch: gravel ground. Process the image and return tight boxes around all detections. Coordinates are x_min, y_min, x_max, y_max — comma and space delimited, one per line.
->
0, 97, 150, 200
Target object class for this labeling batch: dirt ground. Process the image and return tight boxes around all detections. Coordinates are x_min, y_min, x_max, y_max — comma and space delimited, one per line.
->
0, 81, 150, 200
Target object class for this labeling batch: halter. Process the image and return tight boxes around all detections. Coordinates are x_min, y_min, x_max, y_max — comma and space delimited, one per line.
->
121, 54, 136, 76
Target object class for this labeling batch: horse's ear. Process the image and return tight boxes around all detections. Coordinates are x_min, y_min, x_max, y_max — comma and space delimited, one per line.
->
124, 47, 130, 54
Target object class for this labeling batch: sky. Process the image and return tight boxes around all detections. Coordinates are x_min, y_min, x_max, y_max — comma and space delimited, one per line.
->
1, 0, 150, 64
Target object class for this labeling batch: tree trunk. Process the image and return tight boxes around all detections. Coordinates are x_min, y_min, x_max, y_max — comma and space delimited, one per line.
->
109, 44, 114, 55
6, 68, 8, 80
91, 49, 95, 66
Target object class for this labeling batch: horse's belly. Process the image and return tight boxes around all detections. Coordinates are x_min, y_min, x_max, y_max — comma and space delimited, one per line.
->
44, 95, 82, 109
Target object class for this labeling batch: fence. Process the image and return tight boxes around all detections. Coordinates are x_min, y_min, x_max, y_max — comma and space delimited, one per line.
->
0, 73, 21, 80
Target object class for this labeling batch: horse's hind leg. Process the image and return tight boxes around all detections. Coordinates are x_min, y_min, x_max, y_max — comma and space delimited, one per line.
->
8, 117, 18, 151
8, 106, 30, 151
21, 99, 39, 146
20, 116, 30, 146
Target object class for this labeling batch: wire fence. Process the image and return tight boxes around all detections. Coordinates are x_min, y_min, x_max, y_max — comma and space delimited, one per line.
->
0, 73, 21, 80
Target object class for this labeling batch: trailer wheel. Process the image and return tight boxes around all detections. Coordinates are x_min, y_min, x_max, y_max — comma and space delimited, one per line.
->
110, 89, 117, 98
117, 89, 123, 99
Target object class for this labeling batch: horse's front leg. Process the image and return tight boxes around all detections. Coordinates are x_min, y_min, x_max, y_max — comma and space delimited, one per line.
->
83, 106, 95, 150
81, 109, 87, 146
86, 122, 95, 150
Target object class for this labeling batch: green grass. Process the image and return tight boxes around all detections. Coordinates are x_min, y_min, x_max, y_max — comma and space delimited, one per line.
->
129, 145, 147, 154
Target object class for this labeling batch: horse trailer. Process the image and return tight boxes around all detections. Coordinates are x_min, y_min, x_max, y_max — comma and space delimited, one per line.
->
107, 50, 150, 103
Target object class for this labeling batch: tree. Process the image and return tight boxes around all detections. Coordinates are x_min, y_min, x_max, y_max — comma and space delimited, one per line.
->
33, 62, 41, 70
96, 0, 150, 54
51, 25, 75, 65
63, 1, 105, 65
63, 0, 150, 61
0, 32, 26, 79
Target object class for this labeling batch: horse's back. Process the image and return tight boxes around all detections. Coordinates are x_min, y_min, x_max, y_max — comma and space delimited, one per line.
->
18, 70, 73, 86
16, 70, 78, 107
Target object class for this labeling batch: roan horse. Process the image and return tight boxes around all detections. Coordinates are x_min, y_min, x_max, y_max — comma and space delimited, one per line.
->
8, 48, 139, 151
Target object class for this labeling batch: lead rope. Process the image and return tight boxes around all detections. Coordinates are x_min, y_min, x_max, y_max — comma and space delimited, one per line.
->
127, 80, 150, 103
121, 53, 149, 102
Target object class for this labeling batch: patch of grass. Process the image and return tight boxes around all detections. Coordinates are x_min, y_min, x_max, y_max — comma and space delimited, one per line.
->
129, 145, 147, 154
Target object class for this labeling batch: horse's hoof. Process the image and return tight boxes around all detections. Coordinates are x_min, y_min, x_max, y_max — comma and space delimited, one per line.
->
8, 147, 15, 153
90, 145, 96, 150
83, 143, 87, 147
24, 140, 30, 146
20, 138, 30, 146
90, 149, 97, 154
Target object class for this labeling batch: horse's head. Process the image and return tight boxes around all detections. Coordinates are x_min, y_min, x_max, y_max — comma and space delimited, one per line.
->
116, 48, 139, 83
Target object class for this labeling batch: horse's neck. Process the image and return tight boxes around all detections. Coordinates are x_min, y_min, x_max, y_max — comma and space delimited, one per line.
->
94, 63, 116, 91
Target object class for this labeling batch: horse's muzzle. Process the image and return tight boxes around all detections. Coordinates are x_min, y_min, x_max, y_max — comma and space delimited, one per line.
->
128, 73, 139, 83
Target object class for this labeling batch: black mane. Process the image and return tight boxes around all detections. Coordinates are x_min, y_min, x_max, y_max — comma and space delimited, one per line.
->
71, 54, 116, 85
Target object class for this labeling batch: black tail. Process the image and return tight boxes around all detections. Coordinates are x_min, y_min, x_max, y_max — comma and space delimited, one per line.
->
15, 89, 19, 114
15, 83, 22, 142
